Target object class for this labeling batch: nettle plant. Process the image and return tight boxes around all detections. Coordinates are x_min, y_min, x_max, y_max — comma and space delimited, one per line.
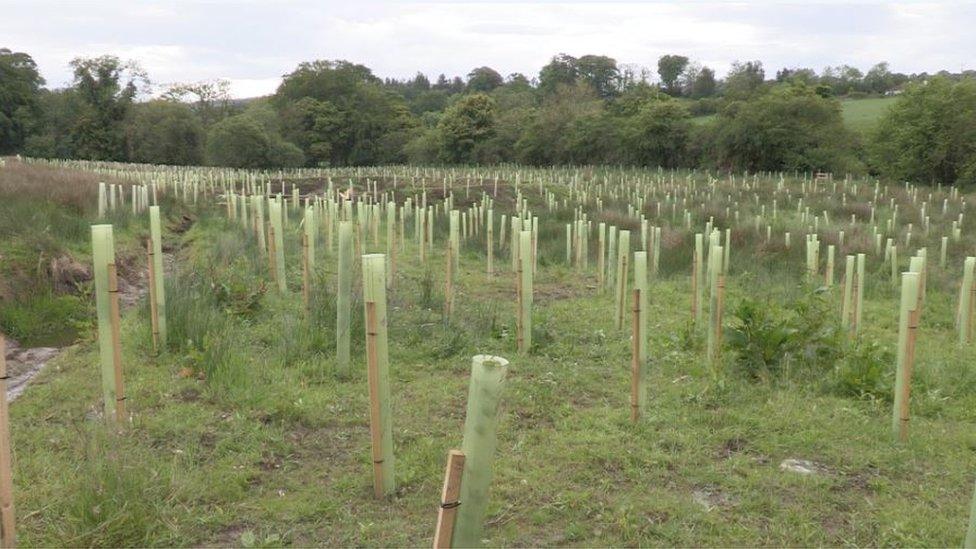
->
726, 291, 846, 381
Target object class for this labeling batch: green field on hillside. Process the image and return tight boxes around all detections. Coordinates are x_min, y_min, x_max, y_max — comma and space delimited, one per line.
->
690, 96, 898, 134
841, 97, 898, 134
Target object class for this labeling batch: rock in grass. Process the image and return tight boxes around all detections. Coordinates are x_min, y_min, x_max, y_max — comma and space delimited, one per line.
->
779, 458, 829, 475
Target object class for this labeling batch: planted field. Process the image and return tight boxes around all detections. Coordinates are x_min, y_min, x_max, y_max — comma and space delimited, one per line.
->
3, 158, 976, 547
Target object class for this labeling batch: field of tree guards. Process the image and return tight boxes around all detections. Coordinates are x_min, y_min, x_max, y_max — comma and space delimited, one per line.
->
3, 156, 976, 546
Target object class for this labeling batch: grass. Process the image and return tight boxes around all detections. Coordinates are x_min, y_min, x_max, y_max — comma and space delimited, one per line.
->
689, 96, 897, 134
7, 161, 976, 546
841, 96, 898, 135
0, 159, 188, 345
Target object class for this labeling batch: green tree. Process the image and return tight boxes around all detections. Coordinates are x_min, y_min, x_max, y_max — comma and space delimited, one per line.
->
515, 83, 603, 165
275, 59, 416, 165
724, 60, 765, 99
870, 77, 976, 185
125, 100, 204, 165
709, 83, 858, 173
821, 65, 863, 95
564, 111, 622, 164
776, 67, 818, 85
67, 55, 148, 161
538, 54, 579, 96
476, 79, 536, 163
657, 54, 689, 96
206, 104, 304, 168
437, 93, 496, 163
863, 62, 894, 94
278, 97, 343, 166
623, 98, 691, 168
161, 79, 233, 127
0, 48, 44, 154
686, 65, 717, 98
22, 90, 81, 158
466, 67, 503, 93
576, 55, 620, 99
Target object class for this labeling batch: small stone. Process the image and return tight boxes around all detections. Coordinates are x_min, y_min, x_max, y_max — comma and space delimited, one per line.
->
780, 458, 827, 475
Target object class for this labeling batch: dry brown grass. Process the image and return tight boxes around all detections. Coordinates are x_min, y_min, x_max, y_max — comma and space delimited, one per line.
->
0, 157, 130, 215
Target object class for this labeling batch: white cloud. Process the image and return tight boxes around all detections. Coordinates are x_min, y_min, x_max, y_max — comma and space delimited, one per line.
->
0, 1, 973, 98
225, 77, 281, 98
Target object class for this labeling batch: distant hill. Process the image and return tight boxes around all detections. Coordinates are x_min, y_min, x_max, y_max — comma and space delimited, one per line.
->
228, 96, 265, 108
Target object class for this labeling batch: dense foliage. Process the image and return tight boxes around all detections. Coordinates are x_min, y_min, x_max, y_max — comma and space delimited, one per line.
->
2, 48, 975, 185
870, 77, 976, 186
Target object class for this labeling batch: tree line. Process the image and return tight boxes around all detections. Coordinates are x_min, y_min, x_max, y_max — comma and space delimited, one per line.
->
2, 47, 974, 185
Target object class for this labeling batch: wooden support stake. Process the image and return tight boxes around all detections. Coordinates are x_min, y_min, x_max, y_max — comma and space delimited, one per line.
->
433, 450, 465, 549
517, 231, 533, 354
445, 242, 454, 319
302, 232, 311, 311
146, 239, 160, 353
630, 289, 641, 423
92, 225, 120, 422
694, 234, 704, 326
452, 355, 509, 548
892, 271, 921, 442
615, 231, 630, 330
691, 250, 699, 320
336, 222, 353, 375
960, 258, 976, 345
269, 199, 287, 293
365, 301, 384, 498
716, 274, 726, 357
486, 210, 493, 278
0, 336, 16, 548
107, 263, 126, 423
268, 223, 278, 287
363, 254, 394, 497
149, 205, 166, 346
842, 255, 854, 331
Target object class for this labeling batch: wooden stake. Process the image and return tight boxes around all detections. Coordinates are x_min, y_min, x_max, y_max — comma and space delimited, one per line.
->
615, 231, 630, 330
842, 255, 854, 331
0, 336, 16, 548
146, 239, 160, 353
92, 225, 120, 422
892, 271, 921, 442
630, 289, 641, 423
486, 209, 493, 278
517, 231, 533, 354
691, 247, 699, 320
365, 301, 385, 498
452, 355, 509, 547
960, 257, 975, 345
107, 263, 126, 423
269, 199, 287, 293
694, 233, 704, 326
336, 221, 353, 375
302, 232, 310, 312
268, 223, 278, 288
433, 450, 465, 549
363, 254, 394, 497
966, 476, 976, 548
716, 274, 726, 357
445, 242, 454, 319
149, 205, 166, 346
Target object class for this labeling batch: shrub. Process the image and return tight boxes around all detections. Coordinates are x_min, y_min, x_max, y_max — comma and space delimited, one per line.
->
726, 299, 796, 380
831, 340, 893, 401
727, 292, 846, 380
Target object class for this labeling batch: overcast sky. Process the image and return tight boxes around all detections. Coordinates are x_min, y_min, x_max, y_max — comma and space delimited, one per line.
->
2, 1, 974, 98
